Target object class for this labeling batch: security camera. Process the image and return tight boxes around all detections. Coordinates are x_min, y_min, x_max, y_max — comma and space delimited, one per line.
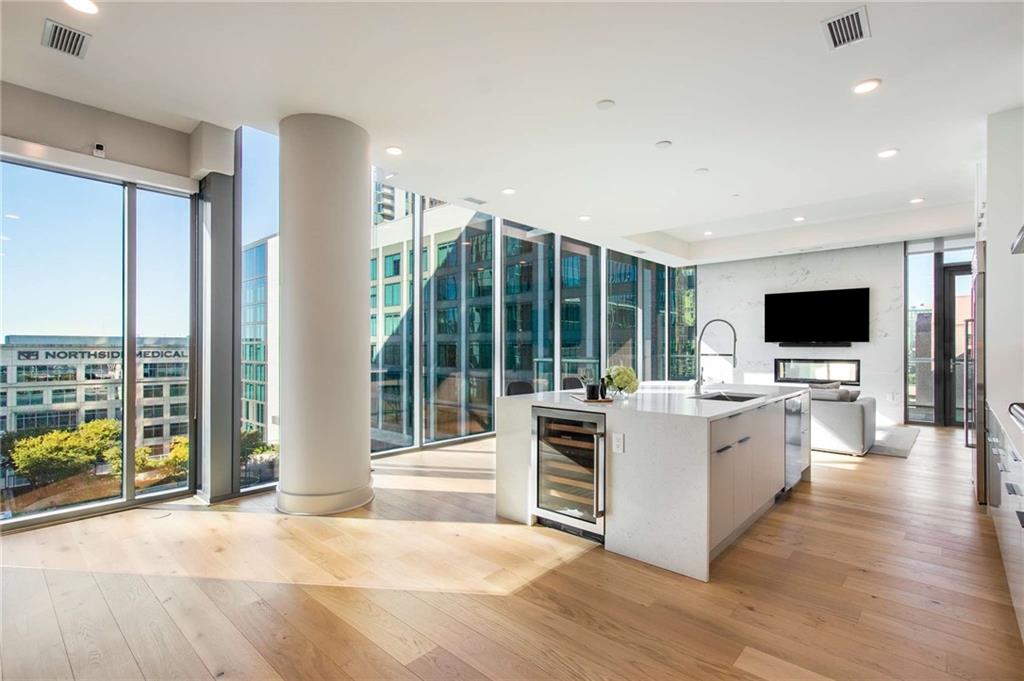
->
92, 143, 105, 159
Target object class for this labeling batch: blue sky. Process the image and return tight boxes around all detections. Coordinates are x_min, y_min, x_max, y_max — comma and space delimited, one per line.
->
241, 126, 279, 243
2, 162, 190, 339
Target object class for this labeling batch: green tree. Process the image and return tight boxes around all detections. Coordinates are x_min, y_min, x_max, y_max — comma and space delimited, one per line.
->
165, 436, 189, 476
10, 430, 93, 488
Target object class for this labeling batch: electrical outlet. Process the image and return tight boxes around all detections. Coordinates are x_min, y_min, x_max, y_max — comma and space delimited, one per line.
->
612, 432, 625, 454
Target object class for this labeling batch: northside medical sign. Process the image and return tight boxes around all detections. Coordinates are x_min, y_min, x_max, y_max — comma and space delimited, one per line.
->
15, 349, 188, 361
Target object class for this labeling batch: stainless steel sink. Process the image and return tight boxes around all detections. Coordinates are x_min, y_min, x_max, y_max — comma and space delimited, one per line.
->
689, 392, 763, 402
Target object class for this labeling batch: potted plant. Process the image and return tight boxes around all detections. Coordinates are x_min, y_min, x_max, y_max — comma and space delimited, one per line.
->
603, 365, 639, 397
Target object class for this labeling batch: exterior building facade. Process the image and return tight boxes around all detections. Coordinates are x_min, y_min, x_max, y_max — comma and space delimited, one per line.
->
0, 335, 191, 493
241, 235, 281, 446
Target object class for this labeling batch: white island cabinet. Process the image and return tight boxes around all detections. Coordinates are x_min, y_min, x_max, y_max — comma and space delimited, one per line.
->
495, 384, 810, 582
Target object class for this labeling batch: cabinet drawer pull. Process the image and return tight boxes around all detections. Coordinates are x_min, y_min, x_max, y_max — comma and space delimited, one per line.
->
715, 444, 733, 454
737, 436, 751, 444
727, 413, 742, 419
1007, 482, 1022, 496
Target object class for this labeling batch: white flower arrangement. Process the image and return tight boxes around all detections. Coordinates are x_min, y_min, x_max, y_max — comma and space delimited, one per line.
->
604, 365, 639, 395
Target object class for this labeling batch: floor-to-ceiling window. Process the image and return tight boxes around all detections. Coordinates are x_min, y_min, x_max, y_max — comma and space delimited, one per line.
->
905, 236, 975, 425
135, 188, 192, 496
501, 222, 555, 394
641, 261, 667, 380
606, 251, 638, 371
422, 201, 495, 442
0, 161, 194, 523
560, 238, 602, 385
371, 178, 415, 452
238, 127, 280, 487
669, 266, 698, 380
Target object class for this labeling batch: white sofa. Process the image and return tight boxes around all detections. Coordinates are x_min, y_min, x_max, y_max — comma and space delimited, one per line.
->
810, 388, 876, 456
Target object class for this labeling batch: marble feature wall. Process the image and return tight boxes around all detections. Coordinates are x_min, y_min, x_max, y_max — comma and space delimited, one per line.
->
696, 243, 905, 426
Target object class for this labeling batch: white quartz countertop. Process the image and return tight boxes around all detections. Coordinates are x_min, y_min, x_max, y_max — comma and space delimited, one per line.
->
500, 383, 807, 420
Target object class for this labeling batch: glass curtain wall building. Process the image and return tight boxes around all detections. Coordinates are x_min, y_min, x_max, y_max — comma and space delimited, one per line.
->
0, 161, 194, 522
236, 128, 698, 461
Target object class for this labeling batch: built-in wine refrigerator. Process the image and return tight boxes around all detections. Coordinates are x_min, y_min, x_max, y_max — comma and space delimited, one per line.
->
531, 407, 606, 540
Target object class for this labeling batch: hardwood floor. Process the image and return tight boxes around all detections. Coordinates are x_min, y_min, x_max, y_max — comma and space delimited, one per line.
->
2, 428, 1022, 680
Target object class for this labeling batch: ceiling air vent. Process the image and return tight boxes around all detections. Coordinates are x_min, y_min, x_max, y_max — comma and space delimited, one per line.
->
822, 6, 871, 51
463, 197, 487, 206
41, 19, 91, 59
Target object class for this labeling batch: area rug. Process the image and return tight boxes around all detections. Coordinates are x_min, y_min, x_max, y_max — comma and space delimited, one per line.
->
869, 425, 920, 458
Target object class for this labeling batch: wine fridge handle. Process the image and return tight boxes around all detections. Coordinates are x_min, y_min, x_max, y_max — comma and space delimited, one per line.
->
594, 433, 606, 518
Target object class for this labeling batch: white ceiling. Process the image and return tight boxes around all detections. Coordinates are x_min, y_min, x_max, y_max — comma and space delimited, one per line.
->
2, 2, 1021, 262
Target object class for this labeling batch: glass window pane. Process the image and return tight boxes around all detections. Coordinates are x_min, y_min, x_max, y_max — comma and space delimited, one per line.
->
906, 251, 935, 422
135, 188, 191, 496
560, 238, 601, 384
1, 162, 125, 519
669, 266, 697, 380
606, 251, 638, 371
239, 127, 281, 487
371, 180, 415, 453
641, 261, 667, 380
423, 202, 494, 443
501, 222, 554, 394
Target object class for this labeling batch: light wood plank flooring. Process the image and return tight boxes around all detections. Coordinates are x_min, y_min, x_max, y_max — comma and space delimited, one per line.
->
2, 428, 1022, 680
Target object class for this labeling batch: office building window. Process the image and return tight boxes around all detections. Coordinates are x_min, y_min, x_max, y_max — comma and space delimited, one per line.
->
169, 422, 188, 437
16, 390, 44, 406
370, 285, 377, 309
384, 282, 402, 306
384, 253, 401, 277
16, 365, 77, 382
143, 384, 164, 398
437, 308, 459, 335
51, 388, 77, 404
169, 402, 187, 417
83, 408, 108, 423
84, 386, 108, 402
142, 363, 187, 379
142, 404, 164, 419
143, 424, 164, 439
0, 392, 6, 408
370, 258, 377, 280
383, 313, 401, 336
561, 238, 601, 383
17, 410, 78, 431
85, 363, 120, 381
169, 383, 187, 398
502, 223, 555, 395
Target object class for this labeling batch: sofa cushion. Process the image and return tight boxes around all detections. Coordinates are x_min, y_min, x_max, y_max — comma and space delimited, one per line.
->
810, 387, 850, 401
847, 389, 861, 401
816, 381, 842, 389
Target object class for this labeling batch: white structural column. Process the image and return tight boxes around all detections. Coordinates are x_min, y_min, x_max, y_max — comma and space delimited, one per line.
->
276, 114, 374, 514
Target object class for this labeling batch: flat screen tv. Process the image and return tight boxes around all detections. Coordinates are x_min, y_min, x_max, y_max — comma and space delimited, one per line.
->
764, 287, 869, 344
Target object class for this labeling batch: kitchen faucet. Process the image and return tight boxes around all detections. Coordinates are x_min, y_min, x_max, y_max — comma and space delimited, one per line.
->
695, 318, 738, 395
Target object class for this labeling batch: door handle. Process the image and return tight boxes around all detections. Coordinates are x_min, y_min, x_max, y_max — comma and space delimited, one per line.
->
593, 434, 606, 518
715, 444, 732, 454
737, 436, 751, 444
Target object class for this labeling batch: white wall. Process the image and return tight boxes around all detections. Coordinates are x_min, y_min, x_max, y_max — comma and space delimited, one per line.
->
1, 82, 192, 177
697, 243, 905, 426
984, 107, 1024, 451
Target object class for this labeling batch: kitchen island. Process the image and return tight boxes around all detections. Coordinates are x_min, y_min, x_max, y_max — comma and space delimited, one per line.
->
495, 383, 810, 581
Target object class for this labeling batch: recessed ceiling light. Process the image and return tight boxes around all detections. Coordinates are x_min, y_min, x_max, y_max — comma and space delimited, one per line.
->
65, 0, 98, 14
704, 231, 713, 236
731, 194, 741, 198
4, 214, 19, 220
501, 188, 516, 195
793, 216, 806, 222
655, 140, 673, 149
694, 167, 710, 174
909, 197, 925, 204
385, 146, 403, 156
877, 148, 899, 159
853, 78, 882, 94
578, 215, 592, 222
595, 99, 616, 110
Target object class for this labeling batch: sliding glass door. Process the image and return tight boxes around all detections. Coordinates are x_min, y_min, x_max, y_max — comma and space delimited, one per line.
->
0, 161, 196, 524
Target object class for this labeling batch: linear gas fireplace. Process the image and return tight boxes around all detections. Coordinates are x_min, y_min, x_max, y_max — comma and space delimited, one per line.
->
774, 358, 860, 386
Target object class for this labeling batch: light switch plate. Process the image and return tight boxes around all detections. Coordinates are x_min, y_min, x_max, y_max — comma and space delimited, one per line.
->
612, 432, 625, 454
